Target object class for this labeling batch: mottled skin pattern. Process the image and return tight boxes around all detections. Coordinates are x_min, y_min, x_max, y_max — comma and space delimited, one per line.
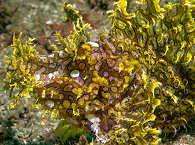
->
29, 34, 160, 144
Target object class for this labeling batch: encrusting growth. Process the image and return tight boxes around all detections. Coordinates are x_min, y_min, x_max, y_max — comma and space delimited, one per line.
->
4, 0, 195, 144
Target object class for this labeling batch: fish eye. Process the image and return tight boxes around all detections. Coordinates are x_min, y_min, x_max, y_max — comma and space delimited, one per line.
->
70, 70, 80, 78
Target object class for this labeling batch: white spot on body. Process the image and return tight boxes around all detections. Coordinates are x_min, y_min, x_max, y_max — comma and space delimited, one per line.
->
40, 56, 47, 61
35, 74, 40, 80
87, 41, 100, 47
48, 73, 54, 79
45, 100, 54, 108
48, 54, 54, 58
59, 51, 64, 57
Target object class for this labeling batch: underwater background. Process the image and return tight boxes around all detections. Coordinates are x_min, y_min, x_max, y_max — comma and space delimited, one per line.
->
0, 0, 194, 144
